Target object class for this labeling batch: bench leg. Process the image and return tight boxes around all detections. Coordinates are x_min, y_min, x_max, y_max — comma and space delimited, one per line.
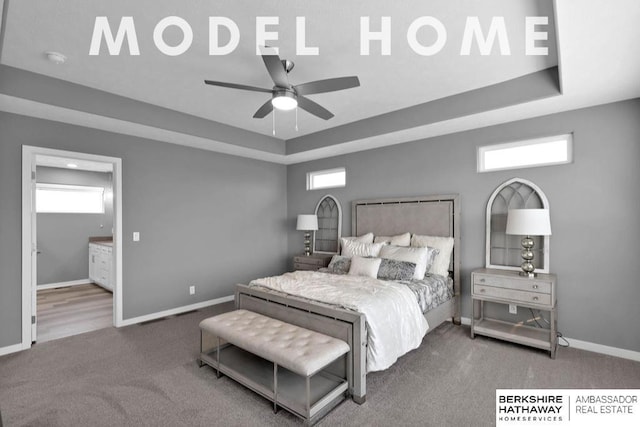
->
216, 337, 222, 379
197, 332, 204, 367
273, 363, 279, 414
306, 376, 311, 421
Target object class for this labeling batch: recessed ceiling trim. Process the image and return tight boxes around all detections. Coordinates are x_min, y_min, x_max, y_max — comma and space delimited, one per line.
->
285, 67, 560, 155
0, 94, 288, 164
5, 74, 635, 167
6, 90, 637, 167
0, 64, 286, 155
552, 0, 564, 95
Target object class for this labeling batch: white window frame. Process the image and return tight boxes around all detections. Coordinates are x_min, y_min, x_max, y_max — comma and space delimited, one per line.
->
306, 167, 346, 191
36, 183, 105, 214
477, 134, 573, 173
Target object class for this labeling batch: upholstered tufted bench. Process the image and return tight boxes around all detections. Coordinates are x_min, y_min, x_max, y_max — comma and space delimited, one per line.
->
199, 309, 350, 425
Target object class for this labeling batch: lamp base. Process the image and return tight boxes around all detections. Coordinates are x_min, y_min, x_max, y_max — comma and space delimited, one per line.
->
303, 232, 311, 256
518, 271, 537, 278
519, 236, 537, 278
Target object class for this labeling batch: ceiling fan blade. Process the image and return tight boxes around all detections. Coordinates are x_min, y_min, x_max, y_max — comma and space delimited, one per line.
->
253, 99, 274, 119
294, 76, 360, 96
204, 80, 273, 94
261, 52, 290, 88
297, 96, 334, 120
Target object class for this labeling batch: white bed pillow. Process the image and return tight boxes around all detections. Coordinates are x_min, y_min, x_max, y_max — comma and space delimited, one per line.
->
348, 256, 382, 278
373, 232, 411, 247
341, 240, 386, 258
379, 245, 432, 280
411, 235, 454, 277
340, 232, 374, 244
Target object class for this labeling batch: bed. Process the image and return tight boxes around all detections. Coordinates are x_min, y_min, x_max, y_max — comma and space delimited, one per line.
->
234, 194, 461, 404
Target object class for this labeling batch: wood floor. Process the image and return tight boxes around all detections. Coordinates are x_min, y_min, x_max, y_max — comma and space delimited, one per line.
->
36, 283, 113, 343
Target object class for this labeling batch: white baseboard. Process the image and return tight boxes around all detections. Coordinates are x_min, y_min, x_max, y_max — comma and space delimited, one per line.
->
564, 337, 640, 362
461, 316, 640, 362
118, 295, 234, 327
0, 342, 27, 357
1, 295, 235, 357
37, 279, 91, 290
5, 306, 639, 362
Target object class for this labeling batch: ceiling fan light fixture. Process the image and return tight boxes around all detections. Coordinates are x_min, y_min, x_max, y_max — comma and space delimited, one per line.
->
271, 90, 297, 111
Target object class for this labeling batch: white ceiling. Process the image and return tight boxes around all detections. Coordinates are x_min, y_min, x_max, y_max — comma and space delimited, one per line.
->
1, 0, 639, 162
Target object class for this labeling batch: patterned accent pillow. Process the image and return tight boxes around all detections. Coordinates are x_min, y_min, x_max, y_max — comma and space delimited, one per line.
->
326, 255, 351, 274
379, 245, 440, 280
377, 259, 417, 281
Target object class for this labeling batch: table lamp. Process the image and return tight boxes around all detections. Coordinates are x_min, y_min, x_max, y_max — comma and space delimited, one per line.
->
296, 214, 318, 256
505, 209, 552, 278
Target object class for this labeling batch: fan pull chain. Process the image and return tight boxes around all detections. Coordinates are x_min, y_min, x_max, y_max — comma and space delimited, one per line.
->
295, 107, 299, 132
272, 110, 276, 136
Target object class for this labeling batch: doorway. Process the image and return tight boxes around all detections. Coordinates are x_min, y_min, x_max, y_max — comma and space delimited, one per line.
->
21, 146, 123, 348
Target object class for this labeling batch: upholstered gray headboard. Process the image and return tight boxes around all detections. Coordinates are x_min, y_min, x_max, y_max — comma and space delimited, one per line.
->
351, 195, 461, 293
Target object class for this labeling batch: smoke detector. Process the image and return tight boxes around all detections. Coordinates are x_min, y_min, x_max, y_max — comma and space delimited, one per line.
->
45, 51, 67, 65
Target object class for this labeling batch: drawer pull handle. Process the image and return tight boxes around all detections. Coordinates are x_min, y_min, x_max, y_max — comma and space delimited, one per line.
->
532, 296, 539, 301
532, 284, 539, 289
479, 288, 486, 293
479, 278, 485, 283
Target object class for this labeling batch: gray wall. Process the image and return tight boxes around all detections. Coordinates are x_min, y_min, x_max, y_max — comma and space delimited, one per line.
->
3, 99, 639, 354
287, 99, 640, 353
36, 167, 114, 286
0, 112, 288, 349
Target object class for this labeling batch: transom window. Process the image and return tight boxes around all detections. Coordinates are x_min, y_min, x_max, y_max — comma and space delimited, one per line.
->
478, 134, 573, 173
36, 183, 105, 214
307, 168, 346, 190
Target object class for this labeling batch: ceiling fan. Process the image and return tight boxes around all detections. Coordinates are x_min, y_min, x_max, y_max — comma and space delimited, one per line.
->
204, 47, 360, 120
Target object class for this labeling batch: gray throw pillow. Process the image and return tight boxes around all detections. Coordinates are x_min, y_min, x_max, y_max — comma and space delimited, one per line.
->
327, 255, 351, 274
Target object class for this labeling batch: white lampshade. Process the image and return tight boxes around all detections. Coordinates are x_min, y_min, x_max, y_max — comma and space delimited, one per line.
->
505, 209, 552, 236
296, 214, 318, 231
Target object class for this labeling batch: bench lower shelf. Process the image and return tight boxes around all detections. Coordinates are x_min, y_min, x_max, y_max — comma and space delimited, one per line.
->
200, 345, 348, 424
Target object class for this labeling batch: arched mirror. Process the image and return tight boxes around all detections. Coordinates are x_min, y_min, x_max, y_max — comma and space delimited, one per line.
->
486, 178, 550, 272
313, 195, 342, 254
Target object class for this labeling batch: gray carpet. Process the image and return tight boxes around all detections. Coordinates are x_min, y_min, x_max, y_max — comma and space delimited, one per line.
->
1, 302, 639, 426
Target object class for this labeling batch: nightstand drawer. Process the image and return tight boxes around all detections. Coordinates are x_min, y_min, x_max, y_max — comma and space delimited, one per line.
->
473, 284, 551, 306
292, 254, 332, 272
293, 262, 321, 271
473, 273, 551, 294
293, 256, 327, 266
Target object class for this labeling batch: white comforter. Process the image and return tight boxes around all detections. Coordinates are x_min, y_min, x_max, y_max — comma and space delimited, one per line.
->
250, 271, 428, 372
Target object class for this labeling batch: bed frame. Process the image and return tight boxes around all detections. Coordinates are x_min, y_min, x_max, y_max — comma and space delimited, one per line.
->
235, 194, 460, 404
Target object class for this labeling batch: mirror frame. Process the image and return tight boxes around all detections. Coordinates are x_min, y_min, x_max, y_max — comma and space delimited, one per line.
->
313, 194, 342, 254
485, 177, 550, 273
